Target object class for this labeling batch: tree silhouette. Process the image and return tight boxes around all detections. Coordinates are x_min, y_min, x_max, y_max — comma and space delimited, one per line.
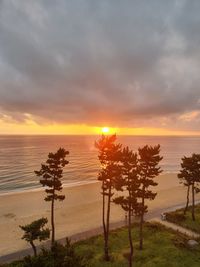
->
113, 146, 139, 267
178, 154, 200, 220
20, 217, 50, 256
178, 156, 193, 215
35, 148, 69, 246
137, 145, 162, 250
95, 134, 122, 261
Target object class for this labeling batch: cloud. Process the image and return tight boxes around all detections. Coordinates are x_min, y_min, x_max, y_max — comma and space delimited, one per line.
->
0, 0, 200, 130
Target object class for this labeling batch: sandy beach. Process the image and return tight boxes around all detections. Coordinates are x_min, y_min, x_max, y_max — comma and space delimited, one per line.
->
0, 173, 200, 257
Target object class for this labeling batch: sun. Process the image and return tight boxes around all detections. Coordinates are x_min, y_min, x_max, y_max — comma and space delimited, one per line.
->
101, 127, 110, 134
95, 126, 117, 135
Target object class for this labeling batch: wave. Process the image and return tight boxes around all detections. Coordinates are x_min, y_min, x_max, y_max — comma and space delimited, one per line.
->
0, 135, 199, 195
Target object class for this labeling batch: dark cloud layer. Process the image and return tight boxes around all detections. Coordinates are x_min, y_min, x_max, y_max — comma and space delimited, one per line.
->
0, 0, 200, 130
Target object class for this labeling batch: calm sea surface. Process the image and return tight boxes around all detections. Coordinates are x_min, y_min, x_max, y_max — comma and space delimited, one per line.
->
0, 135, 200, 195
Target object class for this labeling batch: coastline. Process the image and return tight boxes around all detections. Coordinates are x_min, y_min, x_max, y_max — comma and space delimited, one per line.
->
0, 180, 100, 197
0, 172, 178, 196
0, 173, 199, 257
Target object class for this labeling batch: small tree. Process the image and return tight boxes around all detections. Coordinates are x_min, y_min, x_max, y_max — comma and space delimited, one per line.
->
178, 154, 200, 220
20, 217, 50, 256
95, 134, 122, 261
137, 145, 162, 250
35, 148, 69, 246
113, 146, 139, 267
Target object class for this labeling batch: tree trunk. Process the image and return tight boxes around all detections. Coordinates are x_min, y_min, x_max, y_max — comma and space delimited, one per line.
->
139, 211, 144, 250
128, 204, 133, 267
139, 186, 145, 250
51, 197, 55, 246
192, 183, 195, 221
104, 185, 111, 261
184, 185, 190, 215
102, 185, 108, 261
30, 241, 37, 257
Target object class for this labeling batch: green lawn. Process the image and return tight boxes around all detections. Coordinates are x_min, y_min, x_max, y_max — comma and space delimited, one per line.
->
166, 204, 200, 234
75, 222, 200, 267
2, 222, 200, 267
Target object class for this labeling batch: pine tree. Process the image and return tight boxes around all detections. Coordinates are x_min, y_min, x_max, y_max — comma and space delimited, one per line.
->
137, 145, 162, 250
178, 154, 200, 220
20, 217, 50, 256
113, 146, 139, 267
35, 148, 69, 246
95, 134, 122, 261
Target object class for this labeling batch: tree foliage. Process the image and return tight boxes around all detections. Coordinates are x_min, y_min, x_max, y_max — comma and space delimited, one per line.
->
178, 154, 200, 220
19, 217, 50, 256
113, 146, 139, 267
35, 148, 69, 245
137, 145, 163, 250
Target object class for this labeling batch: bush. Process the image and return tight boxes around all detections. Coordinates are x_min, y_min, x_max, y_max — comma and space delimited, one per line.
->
50, 238, 86, 267
3, 239, 87, 267
145, 222, 162, 232
166, 212, 186, 223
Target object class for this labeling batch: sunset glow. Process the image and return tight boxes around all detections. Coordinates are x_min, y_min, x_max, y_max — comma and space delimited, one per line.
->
1, 119, 200, 136
0, 1, 200, 136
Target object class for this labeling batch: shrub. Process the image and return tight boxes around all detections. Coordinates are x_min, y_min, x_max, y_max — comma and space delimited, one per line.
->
166, 212, 185, 223
145, 222, 162, 232
2, 239, 87, 267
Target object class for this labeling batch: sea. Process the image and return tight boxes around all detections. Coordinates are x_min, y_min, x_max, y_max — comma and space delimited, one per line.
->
0, 135, 200, 195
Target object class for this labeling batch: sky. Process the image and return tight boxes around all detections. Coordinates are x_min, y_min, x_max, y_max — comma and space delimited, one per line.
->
0, 0, 200, 135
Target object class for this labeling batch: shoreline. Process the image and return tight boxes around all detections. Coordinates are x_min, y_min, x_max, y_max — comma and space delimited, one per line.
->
0, 180, 100, 197
0, 172, 177, 196
1, 173, 199, 257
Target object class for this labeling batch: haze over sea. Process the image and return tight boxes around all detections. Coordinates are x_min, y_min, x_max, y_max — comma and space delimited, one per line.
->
0, 135, 200, 195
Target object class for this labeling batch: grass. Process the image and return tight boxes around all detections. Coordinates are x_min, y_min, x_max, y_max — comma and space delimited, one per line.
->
166, 204, 200, 234
2, 222, 200, 267
75, 222, 200, 267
